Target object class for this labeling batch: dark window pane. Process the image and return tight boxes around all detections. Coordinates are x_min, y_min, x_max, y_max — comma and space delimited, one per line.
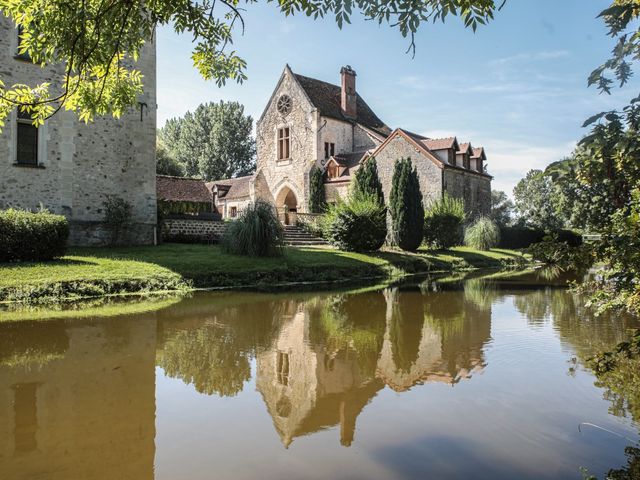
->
17, 122, 38, 165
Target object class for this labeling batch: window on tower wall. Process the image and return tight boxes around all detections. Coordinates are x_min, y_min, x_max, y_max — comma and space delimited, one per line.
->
15, 25, 31, 61
16, 111, 38, 166
324, 142, 335, 160
277, 127, 290, 160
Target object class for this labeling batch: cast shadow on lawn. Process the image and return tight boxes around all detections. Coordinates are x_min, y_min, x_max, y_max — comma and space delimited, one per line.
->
0, 258, 100, 270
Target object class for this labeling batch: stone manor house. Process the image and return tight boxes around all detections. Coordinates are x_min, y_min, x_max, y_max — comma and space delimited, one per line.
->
165, 64, 492, 223
1, 11, 490, 245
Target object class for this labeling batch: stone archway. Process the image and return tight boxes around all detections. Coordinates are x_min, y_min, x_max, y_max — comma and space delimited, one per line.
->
275, 185, 298, 225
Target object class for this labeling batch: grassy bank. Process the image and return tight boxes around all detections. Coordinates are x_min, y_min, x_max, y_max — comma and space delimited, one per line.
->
0, 244, 528, 304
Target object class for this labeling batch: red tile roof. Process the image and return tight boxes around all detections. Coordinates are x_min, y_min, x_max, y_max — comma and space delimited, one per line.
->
423, 137, 457, 150
458, 142, 472, 154
212, 175, 253, 200
157, 175, 213, 203
471, 147, 486, 159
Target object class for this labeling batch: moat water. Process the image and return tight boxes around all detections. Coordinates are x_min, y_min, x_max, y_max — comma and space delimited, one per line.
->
0, 272, 639, 479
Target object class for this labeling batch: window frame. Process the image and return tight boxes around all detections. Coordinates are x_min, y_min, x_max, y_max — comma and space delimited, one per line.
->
324, 142, 336, 160
14, 25, 32, 61
277, 127, 291, 161
15, 111, 39, 166
229, 206, 238, 218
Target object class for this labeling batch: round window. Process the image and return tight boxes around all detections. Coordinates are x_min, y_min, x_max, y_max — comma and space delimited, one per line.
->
277, 94, 292, 115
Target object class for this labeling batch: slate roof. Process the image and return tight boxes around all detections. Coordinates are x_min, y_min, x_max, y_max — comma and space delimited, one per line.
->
294, 73, 392, 138
156, 175, 213, 203
211, 175, 253, 200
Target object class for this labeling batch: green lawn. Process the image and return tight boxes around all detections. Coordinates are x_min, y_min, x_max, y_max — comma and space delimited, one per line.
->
0, 244, 528, 304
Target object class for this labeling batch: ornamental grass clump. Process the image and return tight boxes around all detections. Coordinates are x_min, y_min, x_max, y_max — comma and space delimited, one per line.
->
325, 193, 387, 252
0, 208, 69, 262
464, 216, 500, 251
222, 200, 284, 257
424, 194, 466, 249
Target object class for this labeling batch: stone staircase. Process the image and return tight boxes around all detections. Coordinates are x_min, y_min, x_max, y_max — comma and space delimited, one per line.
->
282, 225, 328, 246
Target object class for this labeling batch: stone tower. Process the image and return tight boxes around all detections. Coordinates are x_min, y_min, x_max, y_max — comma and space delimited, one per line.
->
0, 16, 157, 245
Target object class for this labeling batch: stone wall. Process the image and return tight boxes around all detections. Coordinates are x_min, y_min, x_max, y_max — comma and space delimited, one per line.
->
443, 169, 491, 217
0, 16, 157, 246
162, 219, 228, 241
373, 135, 444, 206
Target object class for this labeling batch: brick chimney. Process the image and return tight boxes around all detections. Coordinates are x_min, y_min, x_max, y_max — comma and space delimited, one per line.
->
340, 65, 357, 118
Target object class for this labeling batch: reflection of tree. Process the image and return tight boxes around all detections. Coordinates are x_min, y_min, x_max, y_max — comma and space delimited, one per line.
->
389, 288, 425, 374
161, 323, 251, 396
423, 289, 491, 381
0, 322, 69, 368
157, 295, 288, 397
603, 445, 640, 480
308, 291, 386, 377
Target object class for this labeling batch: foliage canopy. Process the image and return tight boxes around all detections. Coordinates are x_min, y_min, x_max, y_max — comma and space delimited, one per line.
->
0, 0, 505, 129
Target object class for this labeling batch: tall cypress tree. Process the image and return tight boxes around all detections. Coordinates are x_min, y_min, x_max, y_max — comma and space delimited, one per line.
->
352, 157, 384, 205
309, 166, 327, 213
389, 158, 424, 251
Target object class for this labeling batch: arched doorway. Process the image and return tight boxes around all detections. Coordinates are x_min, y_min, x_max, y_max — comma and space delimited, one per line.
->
275, 186, 298, 225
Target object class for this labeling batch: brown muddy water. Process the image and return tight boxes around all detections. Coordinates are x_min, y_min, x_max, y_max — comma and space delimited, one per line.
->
0, 275, 639, 480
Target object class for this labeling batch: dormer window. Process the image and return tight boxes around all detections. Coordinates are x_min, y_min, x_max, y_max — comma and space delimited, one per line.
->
277, 127, 290, 160
324, 142, 335, 160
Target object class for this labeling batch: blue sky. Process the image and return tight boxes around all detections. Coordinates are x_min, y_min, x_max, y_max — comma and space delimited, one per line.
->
156, 0, 636, 194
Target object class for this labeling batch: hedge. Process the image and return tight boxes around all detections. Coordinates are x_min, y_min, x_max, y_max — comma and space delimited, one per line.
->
0, 209, 69, 262
498, 225, 582, 249
498, 225, 545, 249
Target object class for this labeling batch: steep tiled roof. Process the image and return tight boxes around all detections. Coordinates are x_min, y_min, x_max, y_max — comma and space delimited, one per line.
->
423, 137, 457, 150
458, 142, 472, 154
294, 73, 392, 138
471, 147, 486, 159
325, 150, 370, 180
212, 175, 253, 200
157, 175, 212, 203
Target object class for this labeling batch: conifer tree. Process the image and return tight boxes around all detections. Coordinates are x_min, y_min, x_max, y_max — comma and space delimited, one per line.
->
389, 158, 425, 251
309, 166, 327, 213
352, 157, 384, 205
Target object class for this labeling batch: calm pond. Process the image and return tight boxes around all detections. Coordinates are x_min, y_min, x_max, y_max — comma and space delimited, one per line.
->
1, 274, 639, 480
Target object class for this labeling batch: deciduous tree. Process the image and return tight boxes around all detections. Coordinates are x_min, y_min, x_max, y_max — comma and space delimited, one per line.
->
158, 101, 255, 181
0, 0, 505, 129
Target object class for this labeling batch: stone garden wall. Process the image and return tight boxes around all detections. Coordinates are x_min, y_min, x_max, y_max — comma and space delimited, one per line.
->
162, 219, 228, 242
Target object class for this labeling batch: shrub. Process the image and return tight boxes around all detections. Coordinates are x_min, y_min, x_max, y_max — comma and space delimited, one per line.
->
0, 208, 69, 262
352, 157, 384, 205
389, 158, 424, 251
325, 193, 387, 252
498, 225, 545, 249
527, 233, 593, 271
103, 195, 132, 245
464, 217, 500, 250
555, 229, 583, 247
221, 200, 284, 257
309, 166, 327, 213
423, 194, 466, 249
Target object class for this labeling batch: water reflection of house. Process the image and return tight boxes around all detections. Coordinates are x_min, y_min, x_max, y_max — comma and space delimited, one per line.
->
0, 319, 156, 480
256, 307, 383, 447
257, 288, 491, 447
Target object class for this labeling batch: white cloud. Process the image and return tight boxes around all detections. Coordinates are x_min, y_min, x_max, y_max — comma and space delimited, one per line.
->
488, 50, 570, 67
483, 139, 577, 194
